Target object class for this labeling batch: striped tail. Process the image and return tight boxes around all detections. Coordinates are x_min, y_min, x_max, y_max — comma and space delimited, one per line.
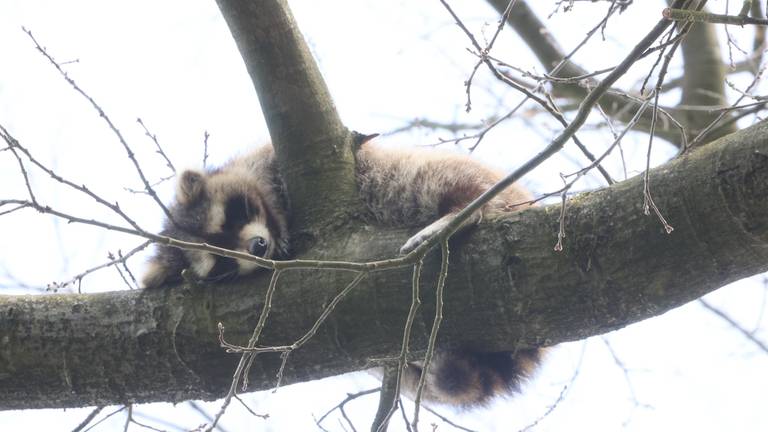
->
402, 348, 544, 407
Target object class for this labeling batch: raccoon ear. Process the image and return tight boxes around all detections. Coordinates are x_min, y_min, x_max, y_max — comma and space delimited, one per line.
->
177, 170, 206, 205
352, 131, 379, 150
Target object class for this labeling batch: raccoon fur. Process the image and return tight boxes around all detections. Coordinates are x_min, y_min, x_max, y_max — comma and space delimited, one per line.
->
141, 145, 289, 288
142, 140, 542, 407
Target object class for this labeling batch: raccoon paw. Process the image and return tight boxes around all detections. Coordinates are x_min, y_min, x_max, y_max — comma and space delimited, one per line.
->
399, 217, 451, 255
141, 261, 173, 289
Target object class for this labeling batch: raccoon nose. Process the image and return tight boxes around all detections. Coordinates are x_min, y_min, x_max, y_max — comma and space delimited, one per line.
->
248, 236, 269, 257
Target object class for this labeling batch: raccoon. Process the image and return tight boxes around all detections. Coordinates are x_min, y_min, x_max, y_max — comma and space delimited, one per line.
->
141, 145, 289, 289
142, 140, 542, 407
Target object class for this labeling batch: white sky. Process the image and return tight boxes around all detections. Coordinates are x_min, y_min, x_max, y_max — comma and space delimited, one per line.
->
1, 1, 767, 431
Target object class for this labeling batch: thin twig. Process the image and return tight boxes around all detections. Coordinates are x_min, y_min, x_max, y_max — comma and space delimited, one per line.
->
690, 62, 768, 147
602, 338, 653, 409
641, 12, 685, 234
214, 271, 369, 428
46, 242, 151, 293
188, 401, 231, 432
233, 394, 270, 419
71, 406, 105, 432
118, 249, 140, 289
699, 298, 768, 353
23, 27, 178, 227
82, 406, 127, 432
513, 90, 654, 222
113, 260, 137, 291
519, 341, 587, 432
374, 260, 424, 432
404, 5, 684, 260
553, 177, 568, 252
642, 91, 675, 234
219, 272, 368, 357
203, 131, 211, 169
397, 398, 414, 432
316, 388, 380, 427
207, 270, 282, 432
0, 123, 146, 232
420, 405, 478, 432
137, 117, 176, 174
0, 200, 32, 217
123, 404, 131, 432
5, 142, 37, 204
411, 241, 449, 431
443, 0, 615, 184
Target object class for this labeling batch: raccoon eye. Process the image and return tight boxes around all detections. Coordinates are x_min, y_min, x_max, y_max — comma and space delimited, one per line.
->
223, 194, 251, 230
247, 236, 269, 257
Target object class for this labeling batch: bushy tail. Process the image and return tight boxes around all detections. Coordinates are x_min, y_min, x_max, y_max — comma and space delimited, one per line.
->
402, 348, 543, 407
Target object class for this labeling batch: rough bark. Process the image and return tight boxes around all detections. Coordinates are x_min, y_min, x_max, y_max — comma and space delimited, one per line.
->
215, 0, 360, 243
1, 118, 767, 410
677, 6, 733, 143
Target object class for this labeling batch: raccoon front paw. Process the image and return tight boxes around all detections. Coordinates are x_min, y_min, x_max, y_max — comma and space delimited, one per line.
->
141, 261, 173, 289
399, 218, 451, 255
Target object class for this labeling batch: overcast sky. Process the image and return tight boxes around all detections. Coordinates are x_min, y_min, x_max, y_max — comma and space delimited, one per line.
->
1, 1, 767, 431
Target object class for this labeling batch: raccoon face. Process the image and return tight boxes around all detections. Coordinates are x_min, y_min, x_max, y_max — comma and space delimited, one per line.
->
142, 167, 288, 288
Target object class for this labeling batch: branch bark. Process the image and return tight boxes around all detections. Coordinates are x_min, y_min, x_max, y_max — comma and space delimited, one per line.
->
215, 0, 360, 242
2, 118, 767, 410
673, 3, 735, 144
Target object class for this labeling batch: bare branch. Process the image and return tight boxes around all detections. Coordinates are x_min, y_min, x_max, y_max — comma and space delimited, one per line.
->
408, 0, 686, 260
499, 0, 685, 145
47, 241, 151, 294
136, 117, 176, 174
1, 123, 146, 233
699, 299, 768, 353
441, 0, 615, 184
70, 406, 104, 432
22, 28, 177, 227
317, 388, 379, 428
214, 0, 358, 234
664, 7, 768, 25
411, 241, 449, 430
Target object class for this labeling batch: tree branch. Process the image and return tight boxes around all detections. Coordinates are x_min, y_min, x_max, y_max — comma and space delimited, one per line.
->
495, 0, 688, 146
2, 118, 767, 410
214, 0, 360, 240
664, 7, 768, 26
674, 3, 735, 144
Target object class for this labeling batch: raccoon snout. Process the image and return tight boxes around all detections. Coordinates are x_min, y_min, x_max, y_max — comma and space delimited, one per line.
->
247, 236, 269, 257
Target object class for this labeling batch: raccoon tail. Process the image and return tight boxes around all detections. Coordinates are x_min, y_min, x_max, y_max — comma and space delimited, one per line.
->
401, 348, 543, 407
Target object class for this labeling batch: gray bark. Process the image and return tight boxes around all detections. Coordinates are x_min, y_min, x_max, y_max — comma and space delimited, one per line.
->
215, 0, 361, 242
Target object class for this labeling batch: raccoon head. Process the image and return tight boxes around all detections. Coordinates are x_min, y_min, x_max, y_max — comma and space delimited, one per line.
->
142, 167, 288, 289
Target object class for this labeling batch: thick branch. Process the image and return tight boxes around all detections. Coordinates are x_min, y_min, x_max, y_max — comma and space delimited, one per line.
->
1, 119, 767, 410
674, 4, 734, 143
215, 0, 359, 240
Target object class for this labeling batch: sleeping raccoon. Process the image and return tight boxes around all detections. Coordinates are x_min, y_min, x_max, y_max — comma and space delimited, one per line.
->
141, 145, 289, 289
142, 140, 542, 407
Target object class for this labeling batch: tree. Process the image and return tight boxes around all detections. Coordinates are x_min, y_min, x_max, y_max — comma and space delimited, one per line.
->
1, 0, 767, 430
